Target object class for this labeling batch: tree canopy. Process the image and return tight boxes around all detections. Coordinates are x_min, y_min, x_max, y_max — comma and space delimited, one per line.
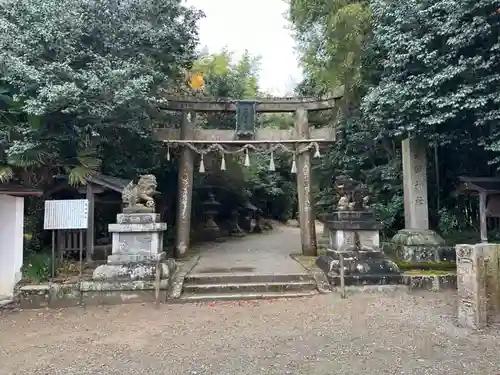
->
362, 0, 500, 151
0, 0, 202, 185
290, 0, 500, 239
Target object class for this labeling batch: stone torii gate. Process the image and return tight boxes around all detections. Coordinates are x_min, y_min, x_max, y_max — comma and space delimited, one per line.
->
154, 91, 343, 258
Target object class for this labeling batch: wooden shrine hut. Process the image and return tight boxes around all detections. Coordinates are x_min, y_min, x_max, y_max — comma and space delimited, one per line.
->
49, 173, 130, 262
456, 176, 500, 243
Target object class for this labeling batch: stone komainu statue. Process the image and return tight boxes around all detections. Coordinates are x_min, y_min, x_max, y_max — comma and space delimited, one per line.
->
121, 174, 158, 213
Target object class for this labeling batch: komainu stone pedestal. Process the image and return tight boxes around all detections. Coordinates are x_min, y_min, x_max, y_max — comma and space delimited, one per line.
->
86, 213, 176, 305
93, 213, 168, 280
316, 211, 400, 286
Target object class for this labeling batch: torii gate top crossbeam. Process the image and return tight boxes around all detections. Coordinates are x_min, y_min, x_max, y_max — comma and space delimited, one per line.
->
159, 88, 343, 113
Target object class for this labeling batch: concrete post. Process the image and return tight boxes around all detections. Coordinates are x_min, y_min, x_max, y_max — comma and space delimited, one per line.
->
402, 138, 429, 230
175, 111, 196, 258
85, 182, 95, 263
294, 107, 317, 256
484, 244, 500, 321
392, 138, 445, 261
479, 192, 488, 242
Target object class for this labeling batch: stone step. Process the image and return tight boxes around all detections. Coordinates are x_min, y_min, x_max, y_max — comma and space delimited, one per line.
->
328, 274, 402, 286
178, 290, 318, 303
184, 272, 313, 285
183, 280, 317, 295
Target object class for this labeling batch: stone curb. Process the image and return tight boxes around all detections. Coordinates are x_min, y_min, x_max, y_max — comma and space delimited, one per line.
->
326, 273, 457, 292
289, 254, 332, 293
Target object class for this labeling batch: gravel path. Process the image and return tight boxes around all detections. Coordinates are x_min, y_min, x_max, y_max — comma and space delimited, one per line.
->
2, 290, 500, 375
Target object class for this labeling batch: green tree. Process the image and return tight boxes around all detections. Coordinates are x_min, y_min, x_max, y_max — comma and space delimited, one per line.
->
360, 0, 500, 232
289, 0, 371, 103
0, 0, 202, 185
185, 50, 298, 221
291, 0, 500, 239
362, 0, 500, 152
289, 0, 404, 233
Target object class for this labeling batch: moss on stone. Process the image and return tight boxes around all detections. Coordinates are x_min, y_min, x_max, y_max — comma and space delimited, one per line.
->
290, 254, 317, 270
391, 229, 445, 246
396, 260, 456, 271
403, 269, 455, 276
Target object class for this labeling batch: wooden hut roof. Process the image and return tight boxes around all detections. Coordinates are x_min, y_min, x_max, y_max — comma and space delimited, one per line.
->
53, 172, 130, 193
85, 173, 130, 193
0, 183, 43, 197
456, 176, 500, 195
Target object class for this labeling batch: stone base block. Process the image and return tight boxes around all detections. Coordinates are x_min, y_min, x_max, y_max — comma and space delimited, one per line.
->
392, 229, 444, 246
108, 228, 165, 262
19, 283, 81, 309
382, 243, 455, 262
403, 274, 457, 291
17, 259, 178, 309
82, 289, 167, 306
316, 250, 400, 277
109, 222, 167, 232
328, 274, 402, 286
81, 278, 171, 306
388, 229, 452, 262
92, 258, 175, 281
19, 284, 50, 309
117, 213, 161, 224
122, 206, 155, 214
107, 252, 165, 265
397, 245, 456, 262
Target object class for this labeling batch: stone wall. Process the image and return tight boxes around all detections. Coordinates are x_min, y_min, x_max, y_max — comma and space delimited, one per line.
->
19, 259, 178, 309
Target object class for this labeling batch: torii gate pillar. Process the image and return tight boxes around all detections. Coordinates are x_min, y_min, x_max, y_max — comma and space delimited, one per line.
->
295, 107, 317, 256
175, 110, 196, 258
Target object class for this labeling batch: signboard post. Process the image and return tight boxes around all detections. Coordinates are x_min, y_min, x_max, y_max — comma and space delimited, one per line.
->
44, 199, 89, 278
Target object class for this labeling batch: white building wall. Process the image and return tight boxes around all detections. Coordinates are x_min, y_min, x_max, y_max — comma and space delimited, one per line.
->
0, 195, 24, 297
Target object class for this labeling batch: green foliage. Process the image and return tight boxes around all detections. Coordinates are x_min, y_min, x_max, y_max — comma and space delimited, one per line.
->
194, 50, 260, 99
23, 253, 51, 283
243, 153, 296, 221
363, 0, 500, 150
291, 0, 500, 239
289, 0, 404, 235
187, 51, 297, 220
192, 50, 261, 130
289, 0, 371, 101
0, 0, 202, 186
437, 208, 459, 236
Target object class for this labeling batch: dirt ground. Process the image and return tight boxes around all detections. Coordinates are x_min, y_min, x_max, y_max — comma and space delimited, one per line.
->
2, 290, 500, 375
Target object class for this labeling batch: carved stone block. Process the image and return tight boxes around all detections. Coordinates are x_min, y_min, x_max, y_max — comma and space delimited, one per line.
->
456, 244, 487, 329
108, 223, 167, 233
116, 213, 161, 224
328, 230, 380, 251
358, 231, 380, 250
